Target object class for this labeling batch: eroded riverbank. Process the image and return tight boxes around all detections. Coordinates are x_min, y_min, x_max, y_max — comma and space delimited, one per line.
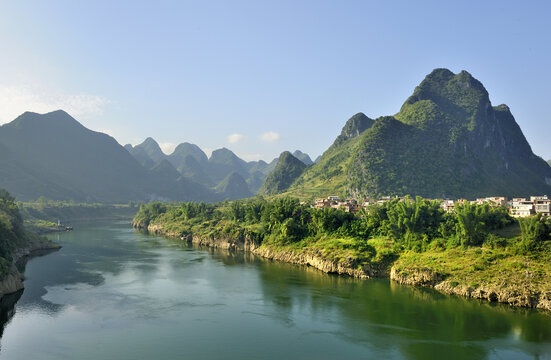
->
143, 222, 551, 312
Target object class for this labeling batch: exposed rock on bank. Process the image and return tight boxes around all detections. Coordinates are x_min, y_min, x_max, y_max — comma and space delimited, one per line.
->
145, 225, 377, 279
390, 267, 551, 311
0, 238, 61, 300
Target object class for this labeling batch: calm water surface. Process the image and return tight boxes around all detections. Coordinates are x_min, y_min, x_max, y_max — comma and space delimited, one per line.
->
0, 221, 550, 359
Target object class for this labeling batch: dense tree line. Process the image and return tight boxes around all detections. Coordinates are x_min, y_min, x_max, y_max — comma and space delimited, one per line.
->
0, 189, 30, 275
133, 196, 551, 254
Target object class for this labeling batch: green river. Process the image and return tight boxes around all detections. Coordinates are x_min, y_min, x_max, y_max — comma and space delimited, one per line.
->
0, 221, 550, 359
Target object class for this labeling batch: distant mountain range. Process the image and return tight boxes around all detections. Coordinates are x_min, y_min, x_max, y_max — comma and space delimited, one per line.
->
1, 68, 549, 203
0, 110, 314, 202
283, 69, 551, 199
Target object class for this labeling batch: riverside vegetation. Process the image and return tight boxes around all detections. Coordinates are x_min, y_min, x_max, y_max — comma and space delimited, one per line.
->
0, 190, 59, 297
133, 196, 551, 310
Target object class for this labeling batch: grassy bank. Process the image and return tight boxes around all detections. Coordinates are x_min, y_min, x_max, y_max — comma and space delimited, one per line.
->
133, 197, 551, 309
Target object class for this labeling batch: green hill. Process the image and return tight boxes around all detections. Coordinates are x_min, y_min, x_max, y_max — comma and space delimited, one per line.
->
286, 69, 551, 199
207, 148, 250, 183
258, 152, 307, 195
215, 172, 253, 200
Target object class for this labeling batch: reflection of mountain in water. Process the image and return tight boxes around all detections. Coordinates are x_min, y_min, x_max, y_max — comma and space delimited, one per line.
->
187, 241, 551, 360
0, 291, 22, 339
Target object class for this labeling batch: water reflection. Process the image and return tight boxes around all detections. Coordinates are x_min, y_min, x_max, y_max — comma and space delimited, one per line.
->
0, 291, 22, 340
0, 221, 549, 360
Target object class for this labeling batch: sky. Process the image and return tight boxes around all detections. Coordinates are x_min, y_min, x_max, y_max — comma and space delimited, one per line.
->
0, 0, 550, 162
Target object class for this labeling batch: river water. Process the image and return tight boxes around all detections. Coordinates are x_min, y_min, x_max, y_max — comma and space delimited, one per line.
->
0, 221, 550, 359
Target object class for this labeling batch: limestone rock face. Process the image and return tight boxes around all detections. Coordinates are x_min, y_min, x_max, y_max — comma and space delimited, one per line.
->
0, 271, 23, 297
390, 266, 551, 311
0, 238, 61, 300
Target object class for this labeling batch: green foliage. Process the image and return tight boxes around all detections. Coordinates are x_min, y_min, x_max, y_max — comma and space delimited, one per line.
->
0, 189, 34, 276
133, 202, 168, 228
518, 215, 551, 251
455, 203, 512, 247
134, 195, 518, 257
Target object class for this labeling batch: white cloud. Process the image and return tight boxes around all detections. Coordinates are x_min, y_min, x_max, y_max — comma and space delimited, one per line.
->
0, 84, 110, 124
159, 142, 177, 155
227, 133, 245, 144
259, 131, 280, 143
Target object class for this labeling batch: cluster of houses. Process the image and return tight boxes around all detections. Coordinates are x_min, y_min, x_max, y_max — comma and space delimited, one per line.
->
312, 195, 551, 218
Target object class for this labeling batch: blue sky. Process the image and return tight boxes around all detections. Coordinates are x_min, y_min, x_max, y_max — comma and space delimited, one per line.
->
1, 0, 550, 161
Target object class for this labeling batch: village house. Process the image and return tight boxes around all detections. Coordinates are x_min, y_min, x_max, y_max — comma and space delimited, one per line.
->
315, 198, 332, 209
440, 200, 455, 212
333, 199, 360, 214
509, 198, 535, 217
439, 198, 468, 213
312, 194, 547, 218
531, 195, 551, 216
474, 197, 508, 207
314, 197, 360, 213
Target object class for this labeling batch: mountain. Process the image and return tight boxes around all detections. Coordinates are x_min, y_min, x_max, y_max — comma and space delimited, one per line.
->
0, 111, 220, 202
246, 170, 266, 194
314, 155, 321, 163
258, 152, 307, 195
167, 142, 208, 169
284, 69, 551, 199
176, 155, 213, 186
128, 145, 156, 169
292, 150, 314, 165
333, 112, 375, 146
548, 160, 551, 167
248, 160, 270, 175
207, 148, 249, 183
126, 140, 271, 196
215, 172, 253, 200
133, 137, 166, 164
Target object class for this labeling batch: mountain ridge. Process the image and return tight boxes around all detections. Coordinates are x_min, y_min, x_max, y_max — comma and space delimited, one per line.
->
284, 68, 551, 199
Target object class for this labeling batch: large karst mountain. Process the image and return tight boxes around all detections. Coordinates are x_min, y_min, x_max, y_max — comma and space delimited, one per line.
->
285, 69, 551, 199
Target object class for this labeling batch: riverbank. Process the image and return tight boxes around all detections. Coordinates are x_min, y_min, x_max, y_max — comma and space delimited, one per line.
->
390, 248, 551, 310
0, 236, 60, 300
144, 221, 396, 279
141, 222, 551, 312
